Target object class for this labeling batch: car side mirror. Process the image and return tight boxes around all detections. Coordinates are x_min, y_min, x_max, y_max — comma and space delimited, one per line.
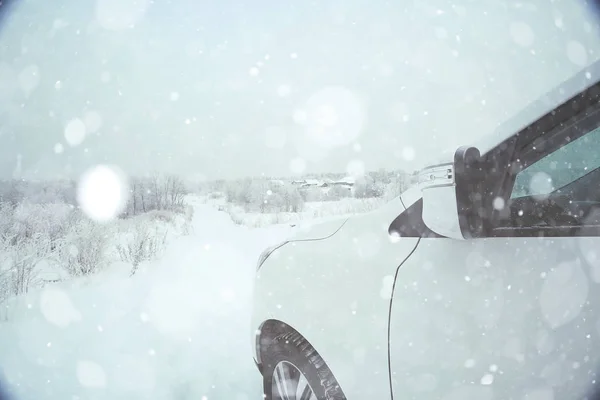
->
419, 146, 484, 239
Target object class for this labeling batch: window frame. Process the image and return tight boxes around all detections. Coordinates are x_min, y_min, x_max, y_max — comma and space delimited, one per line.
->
483, 80, 600, 238
510, 106, 600, 199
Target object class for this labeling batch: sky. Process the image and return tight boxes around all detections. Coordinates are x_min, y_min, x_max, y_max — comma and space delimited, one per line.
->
0, 0, 600, 180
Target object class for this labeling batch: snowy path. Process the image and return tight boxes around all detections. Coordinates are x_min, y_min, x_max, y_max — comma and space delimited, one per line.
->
0, 200, 292, 400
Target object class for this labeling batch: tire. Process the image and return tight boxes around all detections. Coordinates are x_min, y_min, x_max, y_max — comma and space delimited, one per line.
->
261, 331, 346, 400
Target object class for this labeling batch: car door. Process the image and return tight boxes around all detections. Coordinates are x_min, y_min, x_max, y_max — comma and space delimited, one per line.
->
389, 89, 600, 399
252, 194, 424, 400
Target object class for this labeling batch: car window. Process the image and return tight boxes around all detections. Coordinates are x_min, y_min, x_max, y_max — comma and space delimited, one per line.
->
493, 103, 600, 236
511, 126, 600, 199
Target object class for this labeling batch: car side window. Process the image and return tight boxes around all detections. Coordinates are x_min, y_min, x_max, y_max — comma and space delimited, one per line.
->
493, 104, 600, 237
511, 127, 600, 199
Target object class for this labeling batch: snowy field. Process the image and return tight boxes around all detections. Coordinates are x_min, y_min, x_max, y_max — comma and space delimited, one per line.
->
0, 197, 294, 400
214, 196, 385, 228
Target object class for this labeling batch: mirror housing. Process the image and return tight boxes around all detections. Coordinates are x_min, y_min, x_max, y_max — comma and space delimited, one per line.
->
419, 146, 484, 239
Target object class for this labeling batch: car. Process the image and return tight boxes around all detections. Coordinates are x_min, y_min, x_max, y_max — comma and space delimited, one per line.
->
250, 58, 600, 400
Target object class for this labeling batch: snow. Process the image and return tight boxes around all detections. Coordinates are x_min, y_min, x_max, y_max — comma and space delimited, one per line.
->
224, 198, 384, 228
302, 86, 366, 149
17, 65, 40, 97
379, 275, 394, 300
64, 119, 87, 147
292, 110, 308, 124
83, 111, 103, 134
77, 166, 128, 222
567, 40, 588, 67
303, 179, 321, 186
346, 160, 365, 178
0, 197, 292, 399
539, 258, 588, 329
337, 176, 356, 185
401, 147, 416, 161
480, 374, 494, 385
263, 127, 287, 150
289, 157, 306, 174
276, 85, 291, 97
76, 360, 107, 388
509, 21, 535, 47
95, 0, 149, 31
492, 197, 505, 211
527, 172, 554, 200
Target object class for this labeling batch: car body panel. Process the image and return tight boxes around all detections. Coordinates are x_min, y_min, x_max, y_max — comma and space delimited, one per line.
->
251, 196, 420, 399
252, 53, 600, 400
390, 236, 600, 400
288, 216, 349, 241
400, 185, 425, 210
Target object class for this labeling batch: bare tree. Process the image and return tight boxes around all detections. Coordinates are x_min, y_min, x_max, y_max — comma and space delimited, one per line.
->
124, 173, 188, 217
165, 175, 187, 210
117, 220, 168, 275
59, 219, 109, 276
0, 234, 51, 299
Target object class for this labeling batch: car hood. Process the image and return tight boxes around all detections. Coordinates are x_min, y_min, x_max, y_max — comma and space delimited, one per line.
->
288, 216, 348, 241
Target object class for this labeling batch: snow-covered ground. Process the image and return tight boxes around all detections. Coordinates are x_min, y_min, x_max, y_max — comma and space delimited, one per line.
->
0, 197, 293, 400
214, 196, 385, 228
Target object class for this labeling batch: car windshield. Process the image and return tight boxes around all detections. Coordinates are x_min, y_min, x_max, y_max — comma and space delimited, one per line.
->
3, 0, 600, 399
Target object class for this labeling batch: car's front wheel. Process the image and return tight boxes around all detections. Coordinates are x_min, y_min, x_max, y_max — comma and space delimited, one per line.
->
261, 331, 346, 400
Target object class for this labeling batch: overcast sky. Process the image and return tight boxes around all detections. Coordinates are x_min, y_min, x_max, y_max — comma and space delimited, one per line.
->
0, 0, 599, 180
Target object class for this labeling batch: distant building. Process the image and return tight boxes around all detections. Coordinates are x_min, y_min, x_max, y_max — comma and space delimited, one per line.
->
295, 178, 323, 189
292, 177, 354, 191
335, 176, 355, 185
